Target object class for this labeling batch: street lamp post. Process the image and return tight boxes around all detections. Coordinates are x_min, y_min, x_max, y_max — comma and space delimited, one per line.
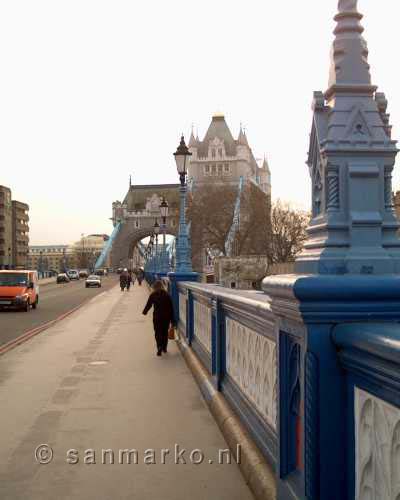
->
62, 247, 67, 273
8, 247, 12, 270
39, 250, 43, 278
81, 233, 85, 269
160, 198, 169, 273
153, 220, 160, 276
173, 135, 193, 273
167, 135, 199, 322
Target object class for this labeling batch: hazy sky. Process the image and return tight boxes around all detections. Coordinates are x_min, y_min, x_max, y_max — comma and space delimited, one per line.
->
1, 1, 399, 245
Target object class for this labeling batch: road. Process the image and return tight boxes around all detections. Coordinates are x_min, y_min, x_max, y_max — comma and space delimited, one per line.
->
0, 275, 119, 348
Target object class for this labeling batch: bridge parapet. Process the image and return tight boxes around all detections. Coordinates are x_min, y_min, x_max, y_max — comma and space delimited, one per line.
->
173, 277, 400, 500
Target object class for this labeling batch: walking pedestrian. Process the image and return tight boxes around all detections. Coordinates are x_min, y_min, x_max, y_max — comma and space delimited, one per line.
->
142, 280, 176, 356
120, 269, 128, 291
126, 272, 132, 291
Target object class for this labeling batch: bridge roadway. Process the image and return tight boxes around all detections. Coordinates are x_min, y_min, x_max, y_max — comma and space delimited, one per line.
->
0, 282, 252, 499
0, 276, 118, 348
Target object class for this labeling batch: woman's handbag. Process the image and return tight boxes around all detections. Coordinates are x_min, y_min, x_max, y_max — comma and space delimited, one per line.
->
168, 326, 176, 340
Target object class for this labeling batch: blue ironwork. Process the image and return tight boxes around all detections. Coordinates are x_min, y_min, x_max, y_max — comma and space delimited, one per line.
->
175, 181, 193, 273
94, 222, 122, 270
225, 176, 244, 257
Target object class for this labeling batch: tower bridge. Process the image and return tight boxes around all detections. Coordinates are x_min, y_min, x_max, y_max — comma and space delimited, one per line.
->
110, 183, 180, 269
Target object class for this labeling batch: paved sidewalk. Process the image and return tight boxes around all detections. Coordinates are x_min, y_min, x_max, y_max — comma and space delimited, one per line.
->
0, 283, 253, 500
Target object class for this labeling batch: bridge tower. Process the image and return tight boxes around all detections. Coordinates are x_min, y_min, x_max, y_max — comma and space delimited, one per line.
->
110, 183, 180, 270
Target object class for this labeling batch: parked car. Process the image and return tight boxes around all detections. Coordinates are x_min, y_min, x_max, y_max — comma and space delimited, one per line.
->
0, 270, 39, 312
79, 270, 89, 278
56, 273, 70, 284
67, 270, 80, 280
86, 275, 101, 288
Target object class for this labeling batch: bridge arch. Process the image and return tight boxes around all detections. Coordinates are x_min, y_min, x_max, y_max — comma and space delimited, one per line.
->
111, 223, 178, 269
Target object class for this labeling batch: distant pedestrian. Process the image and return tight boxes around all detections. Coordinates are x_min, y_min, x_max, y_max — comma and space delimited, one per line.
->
142, 280, 176, 356
126, 273, 132, 291
120, 269, 128, 291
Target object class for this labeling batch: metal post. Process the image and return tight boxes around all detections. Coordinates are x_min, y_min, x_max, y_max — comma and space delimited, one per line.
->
175, 179, 192, 273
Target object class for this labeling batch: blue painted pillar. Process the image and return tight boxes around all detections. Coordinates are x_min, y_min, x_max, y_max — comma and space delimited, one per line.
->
263, 274, 400, 500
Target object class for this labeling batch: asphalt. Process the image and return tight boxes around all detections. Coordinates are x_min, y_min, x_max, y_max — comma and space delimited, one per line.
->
0, 283, 253, 500
0, 276, 118, 347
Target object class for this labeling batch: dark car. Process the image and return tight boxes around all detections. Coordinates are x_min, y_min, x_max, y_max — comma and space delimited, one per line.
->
57, 273, 70, 284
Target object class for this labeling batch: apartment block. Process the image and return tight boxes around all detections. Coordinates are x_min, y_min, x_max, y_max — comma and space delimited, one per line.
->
0, 185, 29, 269
12, 200, 30, 268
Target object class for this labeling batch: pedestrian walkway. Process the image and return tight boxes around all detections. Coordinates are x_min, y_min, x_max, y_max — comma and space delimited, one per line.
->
0, 283, 253, 500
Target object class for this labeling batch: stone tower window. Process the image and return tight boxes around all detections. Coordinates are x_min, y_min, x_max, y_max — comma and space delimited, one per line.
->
211, 149, 216, 158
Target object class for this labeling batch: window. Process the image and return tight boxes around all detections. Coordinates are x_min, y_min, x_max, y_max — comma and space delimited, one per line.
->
211, 149, 216, 158
218, 164, 223, 175
224, 164, 231, 175
204, 165, 210, 176
211, 165, 217, 175
135, 220, 140, 229
218, 148, 223, 157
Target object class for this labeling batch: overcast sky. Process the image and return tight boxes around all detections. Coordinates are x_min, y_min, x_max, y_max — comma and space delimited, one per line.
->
0, 1, 399, 244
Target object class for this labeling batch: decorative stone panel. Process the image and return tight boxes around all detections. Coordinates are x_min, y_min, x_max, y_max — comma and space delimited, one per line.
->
193, 300, 212, 353
179, 293, 187, 331
226, 317, 277, 429
355, 387, 400, 500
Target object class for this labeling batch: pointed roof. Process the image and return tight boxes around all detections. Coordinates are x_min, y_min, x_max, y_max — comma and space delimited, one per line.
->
188, 129, 198, 148
260, 156, 270, 173
237, 126, 249, 147
326, 0, 376, 100
197, 113, 237, 157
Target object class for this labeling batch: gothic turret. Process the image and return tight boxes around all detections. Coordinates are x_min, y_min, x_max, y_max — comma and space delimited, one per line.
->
188, 128, 198, 161
258, 156, 271, 196
238, 126, 249, 147
295, 0, 400, 275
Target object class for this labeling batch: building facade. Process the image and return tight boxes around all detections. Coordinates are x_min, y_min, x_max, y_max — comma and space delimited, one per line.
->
12, 200, 29, 268
28, 235, 110, 273
72, 234, 110, 269
28, 245, 70, 273
0, 185, 29, 269
188, 113, 271, 196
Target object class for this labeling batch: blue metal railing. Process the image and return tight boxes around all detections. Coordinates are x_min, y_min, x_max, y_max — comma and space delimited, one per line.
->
94, 222, 122, 270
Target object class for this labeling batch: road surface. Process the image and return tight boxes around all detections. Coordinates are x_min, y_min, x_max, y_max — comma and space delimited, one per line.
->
0, 275, 119, 347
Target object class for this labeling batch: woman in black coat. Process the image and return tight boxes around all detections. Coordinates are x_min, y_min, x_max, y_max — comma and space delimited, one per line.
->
143, 280, 176, 356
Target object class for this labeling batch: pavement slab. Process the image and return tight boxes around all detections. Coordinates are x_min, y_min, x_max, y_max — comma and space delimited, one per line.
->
0, 282, 253, 500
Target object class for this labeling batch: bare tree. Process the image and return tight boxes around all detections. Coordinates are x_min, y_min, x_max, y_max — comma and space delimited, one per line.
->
269, 200, 309, 264
187, 184, 237, 256
234, 182, 271, 256
187, 182, 272, 271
